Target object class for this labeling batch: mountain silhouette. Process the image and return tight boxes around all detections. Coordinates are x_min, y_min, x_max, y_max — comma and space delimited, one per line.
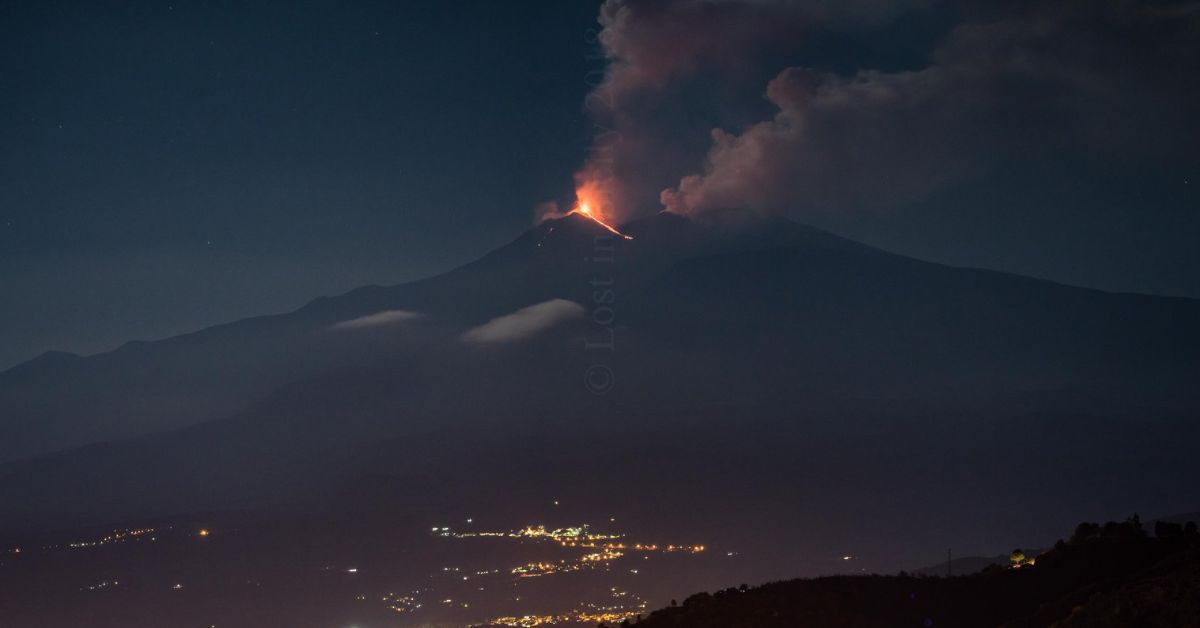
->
1, 213, 1198, 564
619, 518, 1200, 628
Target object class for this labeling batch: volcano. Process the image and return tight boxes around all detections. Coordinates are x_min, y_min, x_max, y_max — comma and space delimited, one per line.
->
1, 212, 1198, 571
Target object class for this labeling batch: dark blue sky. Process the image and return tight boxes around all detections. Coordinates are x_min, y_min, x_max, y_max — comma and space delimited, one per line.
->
1, 1, 602, 367
2, 0, 1197, 369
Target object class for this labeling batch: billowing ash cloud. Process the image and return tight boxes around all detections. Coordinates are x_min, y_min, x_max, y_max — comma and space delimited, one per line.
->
597, 0, 798, 104
584, 0, 1200, 223
461, 299, 585, 344
578, 0, 937, 219
662, 2, 1200, 219
331, 310, 423, 330
578, 0, 819, 219
661, 62, 972, 218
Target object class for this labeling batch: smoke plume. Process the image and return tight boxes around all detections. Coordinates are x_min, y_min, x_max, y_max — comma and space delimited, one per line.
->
580, 0, 1200, 223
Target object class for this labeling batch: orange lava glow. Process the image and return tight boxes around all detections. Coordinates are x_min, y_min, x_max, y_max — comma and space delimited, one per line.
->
569, 183, 632, 239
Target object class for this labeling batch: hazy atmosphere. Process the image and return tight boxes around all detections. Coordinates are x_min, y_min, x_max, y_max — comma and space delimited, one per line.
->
2, 1, 1198, 627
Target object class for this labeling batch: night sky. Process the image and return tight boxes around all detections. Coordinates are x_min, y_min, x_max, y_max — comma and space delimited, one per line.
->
2, 0, 1198, 370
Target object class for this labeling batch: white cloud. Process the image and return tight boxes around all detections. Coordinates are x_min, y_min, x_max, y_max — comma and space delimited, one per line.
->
462, 299, 585, 344
330, 310, 423, 330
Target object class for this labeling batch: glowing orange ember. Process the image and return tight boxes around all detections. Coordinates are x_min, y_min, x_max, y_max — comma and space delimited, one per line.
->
569, 184, 632, 240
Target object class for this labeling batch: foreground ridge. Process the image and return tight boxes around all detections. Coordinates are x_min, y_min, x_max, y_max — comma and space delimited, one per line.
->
612, 517, 1200, 628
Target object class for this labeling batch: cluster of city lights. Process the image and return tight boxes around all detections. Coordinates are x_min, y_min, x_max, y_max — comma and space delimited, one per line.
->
488, 609, 643, 627
428, 523, 707, 584
8, 514, 707, 628
415, 522, 704, 624
488, 590, 647, 628
65, 527, 158, 549
380, 592, 421, 614
435, 524, 704, 556
16, 524, 202, 555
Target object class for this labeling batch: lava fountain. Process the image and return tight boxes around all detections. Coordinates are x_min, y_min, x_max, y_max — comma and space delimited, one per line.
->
569, 181, 633, 240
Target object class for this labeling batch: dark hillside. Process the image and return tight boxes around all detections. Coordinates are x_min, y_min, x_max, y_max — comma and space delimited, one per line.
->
619, 518, 1200, 628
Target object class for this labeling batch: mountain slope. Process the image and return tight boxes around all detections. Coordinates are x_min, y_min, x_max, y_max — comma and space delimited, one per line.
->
1, 213, 1198, 544
0, 212, 936, 462
0, 214, 626, 462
